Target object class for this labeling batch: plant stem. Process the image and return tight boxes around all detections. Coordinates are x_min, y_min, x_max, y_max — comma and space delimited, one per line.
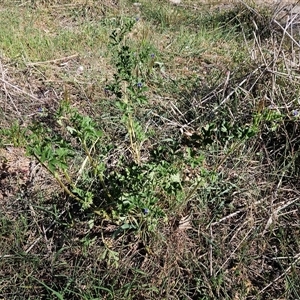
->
82, 140, 113, 201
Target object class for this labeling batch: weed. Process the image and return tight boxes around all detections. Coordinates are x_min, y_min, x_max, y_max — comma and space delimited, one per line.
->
25, 18, 200, 229
0, 121, 28, 147
106, 17, 151, 165
27, 98, 107, 211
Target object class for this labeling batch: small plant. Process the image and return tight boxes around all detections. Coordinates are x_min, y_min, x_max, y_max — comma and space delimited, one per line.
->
106, 17, 152, 165
25, 20, 184, 226
27, 99, 109, 212
0, 121, 28, 147
252, 105, 285, 133
25, 18, 214, 234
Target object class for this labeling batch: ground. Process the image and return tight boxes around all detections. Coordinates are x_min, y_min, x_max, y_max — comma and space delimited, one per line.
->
1, 1, 300, 299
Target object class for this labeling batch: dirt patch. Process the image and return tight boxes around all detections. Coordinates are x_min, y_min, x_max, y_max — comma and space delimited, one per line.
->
0, 147, 58, 203
0, 147, 31, 201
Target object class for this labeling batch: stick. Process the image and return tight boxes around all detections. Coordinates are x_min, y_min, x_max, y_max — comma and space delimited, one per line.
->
257, 253, 300, 295
26, 53, 78, 66
0, 77, 43, 103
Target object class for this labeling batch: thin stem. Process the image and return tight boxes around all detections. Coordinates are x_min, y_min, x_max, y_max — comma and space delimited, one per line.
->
82, 140, 113, 201
33, 153, 83, 203
123, 81, 141, 165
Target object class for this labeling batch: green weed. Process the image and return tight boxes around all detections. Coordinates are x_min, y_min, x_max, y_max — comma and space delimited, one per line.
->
0, 121, 28, 147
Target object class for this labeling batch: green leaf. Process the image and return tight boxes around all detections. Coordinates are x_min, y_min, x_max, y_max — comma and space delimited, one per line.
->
121, 223, 136, 230
170, 172, 181, 183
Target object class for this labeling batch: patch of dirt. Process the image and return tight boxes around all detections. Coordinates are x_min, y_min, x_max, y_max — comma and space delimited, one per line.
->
0, 147, 31, 201
0, 147, 58, 203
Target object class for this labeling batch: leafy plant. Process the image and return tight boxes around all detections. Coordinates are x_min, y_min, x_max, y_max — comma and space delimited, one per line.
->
25, 19, 213, 233
106, 17, 153, 165
27, 99, 109, 212
0, 121, 28, 147
23, 20, 169, 225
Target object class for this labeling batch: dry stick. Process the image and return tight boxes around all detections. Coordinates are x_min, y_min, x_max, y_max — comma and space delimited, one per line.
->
275, 13, 299, 63
0, 77, 43, 103
26, 53, 78, 66
221, 70, 231, 103
75, 137, 99, 185
211, 198, 265, 226
0, 254, 15, 258
211, 210, 243, 226
257, 252, 300, 296
170, 101, 188, 124
263, 197, 299, 234
270, 12, 299, 100
271, 15, 300, 78
267, 69, 300, 80
0, 62, 24, 121
209, 225, 213, 277
253, 31, 267, 66
289, 11, 295, 65
0, 59, 8, 111
239, 1, 261, 16
200, 64, 268, 117
28, 203, 51, 252
273, 18, 300, 49
0, 190, 67, 258
151, 111, 183, 128
281, 50, 292, 76
200, 81, 227, 105
212, 195, 299, 236
212, 67, 262, 113
200, 64, 264, 111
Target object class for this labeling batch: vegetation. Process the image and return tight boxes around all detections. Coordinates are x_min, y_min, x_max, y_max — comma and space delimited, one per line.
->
1, 0, 300, 299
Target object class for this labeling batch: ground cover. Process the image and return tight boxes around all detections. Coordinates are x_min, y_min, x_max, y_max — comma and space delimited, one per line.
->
1, 0, 300, 299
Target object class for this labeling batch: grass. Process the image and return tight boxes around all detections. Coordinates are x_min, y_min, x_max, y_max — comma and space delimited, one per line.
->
1, 0, 300, 299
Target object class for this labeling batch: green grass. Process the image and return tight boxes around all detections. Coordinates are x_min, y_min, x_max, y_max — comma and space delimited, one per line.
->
0, 2, 113, 65
1, 0, 300, 299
